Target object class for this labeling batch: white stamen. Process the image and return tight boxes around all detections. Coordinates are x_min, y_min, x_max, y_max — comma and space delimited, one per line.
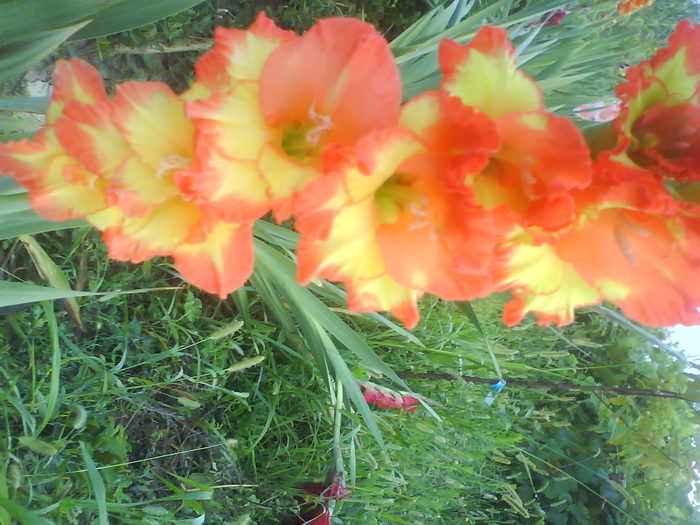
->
156, 155, 190, 179
522, 169, 537, 186
620, 214, 651, 237
614, 223, 638, 265
409, 201, 429, 216
305, 103, 334, 147
521, 169, 538, 199
408, 220, 429, 231
671, 141, 691, 150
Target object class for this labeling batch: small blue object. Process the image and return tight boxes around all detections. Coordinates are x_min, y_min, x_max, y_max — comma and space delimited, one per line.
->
491, 379, 507, 392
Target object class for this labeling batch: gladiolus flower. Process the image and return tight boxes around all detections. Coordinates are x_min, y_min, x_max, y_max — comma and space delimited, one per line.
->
498, 175, 700, 327
574, 101, 621, 123
361, 383, 420, 412
439, 26, 592, 232
0, 60, 110, 221
295, 475, 349, 525
295, 128, 425, 327
294, 113, 494, 325
617, 0, 655, 16
597, 20, 700, 185
0, 59, 255, 299
184, 15, 402, 221
495, 21, 700, 328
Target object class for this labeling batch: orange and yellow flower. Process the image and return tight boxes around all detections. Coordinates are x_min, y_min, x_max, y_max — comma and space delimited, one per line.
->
295, 128, 426, 328
598, 20, 700, 185
0, 60, 110, 221
471, 22, 700, 328
0, 60, 254, 298
617, 0, 655, 16
2, 14, 699, 330
497, 177, 700, 327
294, 87, 508, 326
183, 15, 402, 222
439, 26, 592, 232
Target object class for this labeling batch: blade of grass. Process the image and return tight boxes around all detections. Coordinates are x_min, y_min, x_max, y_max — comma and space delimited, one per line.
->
455, 301, 502, 380
70, 0, 206, 40
0, 97, 49, 113
20, 235, 84, 330
595, 305, 688, 364
0, 498, 51, 525
79, 442, 108, 525
0, 21, 90, 83
37, 301, 60, 434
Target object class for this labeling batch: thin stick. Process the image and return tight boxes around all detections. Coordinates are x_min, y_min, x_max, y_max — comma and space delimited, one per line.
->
395, 371, 687, 400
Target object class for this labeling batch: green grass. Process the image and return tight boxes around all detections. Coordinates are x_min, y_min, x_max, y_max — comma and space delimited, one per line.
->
2, 226, 696, 522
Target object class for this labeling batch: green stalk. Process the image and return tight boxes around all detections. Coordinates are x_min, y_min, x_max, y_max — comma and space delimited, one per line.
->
37, 301, 60, 434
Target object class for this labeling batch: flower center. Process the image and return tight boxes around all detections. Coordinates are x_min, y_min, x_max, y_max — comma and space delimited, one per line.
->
375, 173, 437, 237
156, 155, 191, 179
280, 104, 334, 161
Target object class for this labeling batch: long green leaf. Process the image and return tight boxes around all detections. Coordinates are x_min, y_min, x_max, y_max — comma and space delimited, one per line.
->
316, 322, 387, 455
0, 282, 99, 308
80, 442, 109, 525
0, 176, 25, 196
0, 97, 49, 113
0, 282, 184, 308
0, 192, 85, 239
20, 235, 84, 330
455, 301, 502, 379
0, 21, 90, 83
0, 0, 105, 46
253, 240, 412, 390
0, 498, 51, 525
37, 302, 61, 433
595, 305, 689, 364
254, 241, 403, 449
70, 0, 206, 40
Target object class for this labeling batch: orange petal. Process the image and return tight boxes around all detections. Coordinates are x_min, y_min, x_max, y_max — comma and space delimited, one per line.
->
28, 155, 107, 220
557, 208, 700, 326
108, 155, 180, 216
496, 239, 601, 326
191, 12, 296, 94
173, 221, 254, 298
295, 128, 424, 240
0, 134, 107, 221
47, 59, 107, 123
102, 199, 203, 263
55, 100, 131, 176
399, 91, 500, 178
439, 27, 542, 120
254, 144, 320, 221
187, 83, 276, 162
0, 135, 57, 190
259, 17, 401, 145
472, 112, 591, 230
177, 151, 269, 223
296, 201, 422, 328
376, 153, 496, 300
111, 81, 194, 170
346, 273, 422, 329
